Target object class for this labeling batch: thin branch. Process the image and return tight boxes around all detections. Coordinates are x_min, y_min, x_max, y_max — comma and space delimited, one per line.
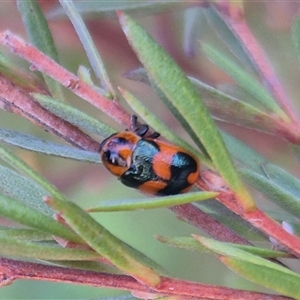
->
170, 204, 251, 245
0, 74, 99, 152
199, 171, 300, 258
214, 5, 299, 124
0, 258, 292, 300
0, 30, 131, 128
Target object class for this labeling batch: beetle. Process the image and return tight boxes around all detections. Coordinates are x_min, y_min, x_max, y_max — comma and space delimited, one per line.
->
99, 116, 200, 196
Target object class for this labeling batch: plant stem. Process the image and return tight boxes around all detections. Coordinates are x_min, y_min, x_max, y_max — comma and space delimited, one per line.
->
0, 258, 292, 300
215, 5, 299, 124
199, 172, 300, 258
170, 204, 251, 245
0, 31, 131, 127
0, 74, 99, 152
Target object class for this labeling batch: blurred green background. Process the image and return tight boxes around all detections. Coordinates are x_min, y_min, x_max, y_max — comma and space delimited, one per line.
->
1, 1, 300, 299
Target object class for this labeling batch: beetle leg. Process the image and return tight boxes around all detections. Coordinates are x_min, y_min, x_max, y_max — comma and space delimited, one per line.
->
147, 132, 160, 139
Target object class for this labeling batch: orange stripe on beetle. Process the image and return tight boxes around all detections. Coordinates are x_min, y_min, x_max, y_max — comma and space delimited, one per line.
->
139, 180, 168, 195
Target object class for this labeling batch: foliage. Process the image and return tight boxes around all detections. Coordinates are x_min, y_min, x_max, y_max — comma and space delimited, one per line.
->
0, 0, 300, 299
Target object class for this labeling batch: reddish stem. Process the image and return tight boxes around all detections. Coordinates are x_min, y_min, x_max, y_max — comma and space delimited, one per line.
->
215, 6, 299, 124
199, 172, 300, 258
170, 203, 251, 245
0, 74, 100, 152
0, 258, 292, 300
0, 31, 131, 128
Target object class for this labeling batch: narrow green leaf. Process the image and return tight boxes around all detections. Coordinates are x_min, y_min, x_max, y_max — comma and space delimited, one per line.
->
197, 201, 266, 241
0, 165, 54, 216
60, 0, 116, 98
221, 257, 300, 299
0, 227, 52, 241
292, 15, 300, 67
267, 210, 299, 224
204, 7, 256, 72
17, 0, 64, 100
17, 0, 58, 61
119, 87, 212, 167
0, 145, 68, 201
263, 164, 300, 198
118, 11, 255, 211
88, 191, 218, 212
191, 78, 281, 134
33, 93, 115, 137
195, 235, 300, 298
0, 193, 81, 244
149, 77, 210, 158
201, 43, 289, 122
0, 235, 100, 261
126, 70, 280, 136
221, 131, 266, 175
158, 236, 289, 258
47, 197, 161, 287
49, 1, 191, 19
158, 235, 208, 252
0, 128, 100, 163
241, 168, 300, 219
195, 235, 299, 277
47, 260, 118, 273
183, 7, 203, 57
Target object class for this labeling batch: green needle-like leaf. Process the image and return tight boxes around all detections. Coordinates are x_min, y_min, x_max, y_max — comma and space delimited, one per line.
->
221, 131, 266, 175
201, 43, 289, 122
118, 11, 255, 211
88, 191, 218, 212
195, 235, 300, 298
222, 257, 300, 299
48, 197, 162, 287
0, 145, 67, 201
49, 1, 191, 20
263, 164, 300, 198
0, 129, 100, 163
126, 70, 282, 136
0, 227, 52, 241
0, 165, 54, 216
241, 168, 300, 219
191, 78, 283, 134
34, 93, 115, 137
203, 7, 256, 72
0, 235, 100, 261
0, 193, 81, 244
60, 0, 116, 98
158, 236, 289, 258
17, 0, 64, 100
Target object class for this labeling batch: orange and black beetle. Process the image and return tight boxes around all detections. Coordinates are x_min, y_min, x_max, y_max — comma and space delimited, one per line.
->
99, 116, 200, 196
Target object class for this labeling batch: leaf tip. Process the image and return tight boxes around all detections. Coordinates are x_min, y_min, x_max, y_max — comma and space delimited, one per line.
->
44, 196, 63, 212
117, 10, 130, 36
116, 10, 126, 24
117, 86, 125, 94
44, 195, 53, 205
